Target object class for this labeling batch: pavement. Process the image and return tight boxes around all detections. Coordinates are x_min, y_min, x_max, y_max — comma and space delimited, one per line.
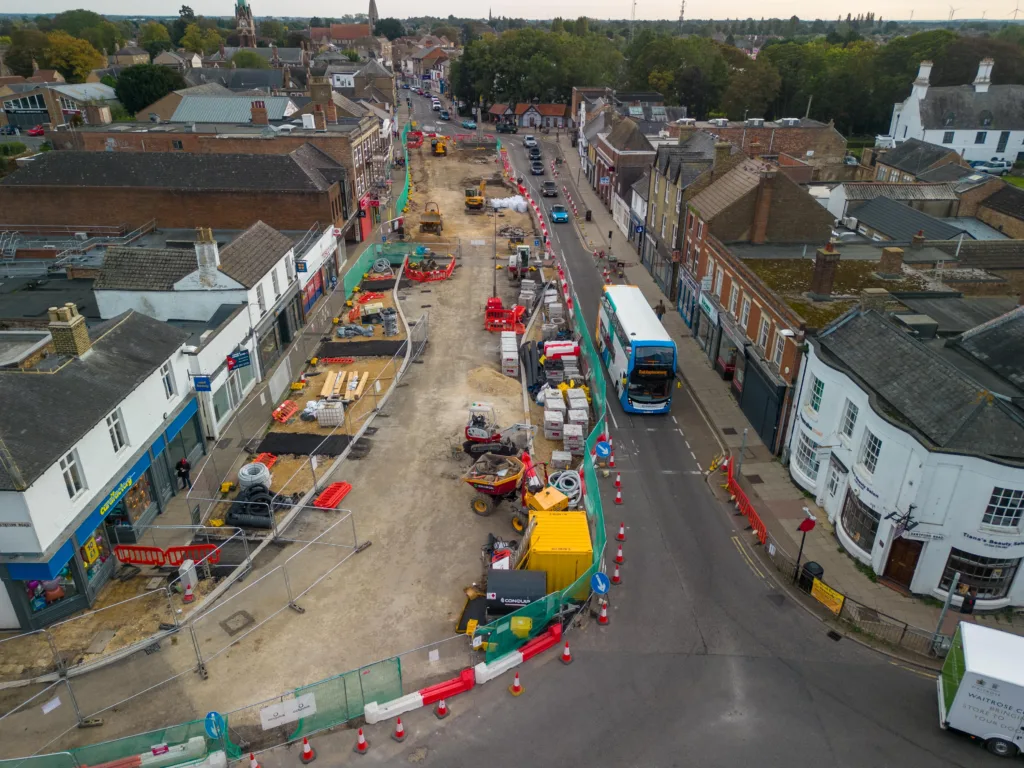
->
548, 133, 1023, 641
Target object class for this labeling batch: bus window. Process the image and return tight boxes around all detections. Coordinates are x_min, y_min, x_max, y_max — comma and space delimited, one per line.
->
634, 346, 674, 367
628, 368, 673, 402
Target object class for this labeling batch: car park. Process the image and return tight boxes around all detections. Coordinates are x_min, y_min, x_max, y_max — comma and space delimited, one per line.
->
970, 158, 1012, 176
550, 205, 569, 223
530, 161, 545, 175
541, 181, 558, 197
523, 135, 537, 148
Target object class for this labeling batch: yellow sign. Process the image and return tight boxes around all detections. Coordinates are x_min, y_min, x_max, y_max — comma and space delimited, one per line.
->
811, 578, 845, 616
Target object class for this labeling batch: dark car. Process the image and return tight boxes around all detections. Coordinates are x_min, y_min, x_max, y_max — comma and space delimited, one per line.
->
496, 122, 517, 134
529, 147, 542, 160
0, 125, 18, 135
530, 161, 545, 175
541, 181, 558, 197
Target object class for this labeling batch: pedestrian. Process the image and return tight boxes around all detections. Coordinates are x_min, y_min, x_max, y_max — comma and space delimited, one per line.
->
655, 300, 667, 323
176, 457, 192, 490
960, 586, 978, 615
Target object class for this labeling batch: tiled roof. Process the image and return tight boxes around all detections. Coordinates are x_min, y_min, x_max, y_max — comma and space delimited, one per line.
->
880, 138, 956, 175
218, 221, 295, 288
817, 310, 1024, 459
842, 182, 959, 202
536, 104, 567, 117
603, 117, 654, 153
916, 163, 977, 183
169, 95, 296, 122
488, 103, 510, 115
688, 158, 766, 220
310, 26, 331, 40
117, 46, 148, 55
95, 247, 197, 291
174, 82, 233, 96
330, 23, 373, 39
184, 68, 283, 90
951, 306, 1024, 391
854, 196, 968, 241
919, 85, 1024, 131
979, 183, 1024, 222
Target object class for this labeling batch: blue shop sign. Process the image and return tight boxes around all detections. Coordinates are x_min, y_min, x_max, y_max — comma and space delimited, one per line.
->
74, 450, 153, 544
165, 397, 199, 443
227, 351, 251, 371
6, 539, 76, 581
192, 376, 211, 392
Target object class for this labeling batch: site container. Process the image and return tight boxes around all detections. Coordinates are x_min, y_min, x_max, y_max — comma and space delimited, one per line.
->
525, 510, 592, 594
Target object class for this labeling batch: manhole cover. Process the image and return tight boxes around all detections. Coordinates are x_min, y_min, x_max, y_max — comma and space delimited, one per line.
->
747, 474, 764, 484
216, 438, 233, 450
220, 610, 255, 637
722, 427, 738, 436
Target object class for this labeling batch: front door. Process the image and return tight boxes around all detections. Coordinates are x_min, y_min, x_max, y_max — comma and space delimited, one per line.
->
884, 537, 923, 588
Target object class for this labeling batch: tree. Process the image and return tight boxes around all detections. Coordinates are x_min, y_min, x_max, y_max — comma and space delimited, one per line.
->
719, 57, 781, 119
180, 23, 221, 55
550, 18, 564, 34
81, 21, 125, 55
171, 5, 196, 45
4, 29, 50, 77
575, 17, 589, 35
286, 31, 309, 47
461, 22, 478, 45
139, 22, 172, 57
343, 49, 360, 62
260, 20, 286, 45
229, 50, 271, 68
431, 24, 460, 42
44, 31, 105, 82
100, 74, 117, 88
49, 9, 106, 38
374, 18, 405, 40
114, 64, 186, 114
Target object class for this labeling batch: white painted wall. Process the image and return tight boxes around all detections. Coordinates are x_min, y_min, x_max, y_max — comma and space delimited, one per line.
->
826, 186, 849, 220
0, 491, 41, 553
788, 342, 1024, 609
0, 583, 17, 629
96, 287, 246, 322
245, 249, 296, 327
8, 348, 190, 555
612, 193, 630, 237
630, 189, 648, 222
188, 307, 259, 440
296, 229, 338, 288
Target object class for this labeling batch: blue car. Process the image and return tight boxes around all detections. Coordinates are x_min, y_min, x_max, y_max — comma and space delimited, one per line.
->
550, 205, 569, 223
462, 119, 477, 129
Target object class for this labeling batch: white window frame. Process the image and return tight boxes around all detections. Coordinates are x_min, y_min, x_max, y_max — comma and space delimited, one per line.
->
714, 267, 723, 297
772, 332, 784, 365
271, 268, 281, 300
660, 214, 666, 239
860, 430, 883, 475
675, 188, 682, 214
285, 255, 296, 281
808, 375, 824, 412
60, 450, 86, 500
257, 284, 267, 314
840, 400, 859, 439
106, 409, 128, 454
160, 361, 176, 399
696, 219, 704, 243
740, 297, 751, 329
728, 285, 738, 315
982, 487, 1024, 529
664, 181, 669, 204
758, 317, 770, 349
653, 174, 659, 196
827, 467, 840, 497
671, 223, 678, 249
793, 432, 821, 480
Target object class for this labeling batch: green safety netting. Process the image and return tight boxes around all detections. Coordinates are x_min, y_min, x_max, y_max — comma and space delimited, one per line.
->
70, 720, 219, 768
395, 122, 411, 215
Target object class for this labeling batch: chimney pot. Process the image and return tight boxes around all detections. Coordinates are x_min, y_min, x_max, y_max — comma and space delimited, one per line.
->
878, 246, 904, 278
911, 230, 925, 249
808, 244, 841, 300
250, 100, 269, 125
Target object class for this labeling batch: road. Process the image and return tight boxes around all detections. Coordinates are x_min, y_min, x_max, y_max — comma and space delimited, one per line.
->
396, 92, 993, 766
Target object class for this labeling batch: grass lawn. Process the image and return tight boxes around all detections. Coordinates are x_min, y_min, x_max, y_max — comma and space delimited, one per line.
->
1005, 175, 1024, 188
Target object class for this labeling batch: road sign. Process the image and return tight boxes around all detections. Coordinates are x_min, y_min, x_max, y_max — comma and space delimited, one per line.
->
600, 176, 610, 185
534, 238, 540, 247
591, 572, 610, 595
595, 441, 610, 459
205, 712, 225, 740
635, 225, 644, 234
192, 376, 211, 392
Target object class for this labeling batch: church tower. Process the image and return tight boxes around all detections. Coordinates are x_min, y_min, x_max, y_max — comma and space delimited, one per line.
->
368, 0, 379, 32
235, 0, 257, 48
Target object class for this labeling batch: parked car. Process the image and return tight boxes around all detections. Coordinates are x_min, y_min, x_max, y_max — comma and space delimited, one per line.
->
402, 84, 410, 89
432, 102, 441, 111
439, 110, 450, 121
462, 119, 477, 129
550, 205, 569, 223
530, 161, 545, 175
523, 135, 537, 148
0, 125, 19, 135
970, 158, 1012, 176
26, 125, 44, 137
541, 181, 558, 197
496, 122, 517, 134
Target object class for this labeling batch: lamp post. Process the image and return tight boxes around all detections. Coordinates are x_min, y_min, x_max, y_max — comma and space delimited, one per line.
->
492, 206, 498, 299
793, 506, 817, 585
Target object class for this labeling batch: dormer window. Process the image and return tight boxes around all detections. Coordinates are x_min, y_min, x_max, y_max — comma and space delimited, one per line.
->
979, 110, 993, 127
943, 112, 955, 127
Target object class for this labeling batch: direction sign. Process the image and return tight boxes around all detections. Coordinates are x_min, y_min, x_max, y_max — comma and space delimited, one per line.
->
591, 572, 610, 595
600, 176, 610, 185
635, 225, 644, 234
205, 712, 225, 740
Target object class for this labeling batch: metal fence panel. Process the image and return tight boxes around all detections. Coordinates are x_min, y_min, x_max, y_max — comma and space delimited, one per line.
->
71, 720, 219, 768
396, 636, 477, 694
0, 681, 80, 760
0, 754, 77, 768
0, 630, 60, 684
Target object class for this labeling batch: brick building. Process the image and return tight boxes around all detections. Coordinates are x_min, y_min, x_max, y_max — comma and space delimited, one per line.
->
672, 118, 848, 167
592, 117, 655, 208
972, 183, 1024, 238
0, 146, 348, 232
869, 137, 969, 183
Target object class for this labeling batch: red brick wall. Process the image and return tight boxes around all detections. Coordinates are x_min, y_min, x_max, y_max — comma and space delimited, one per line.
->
957, 177, 1003, 217
702, 125, 847, 165
977, 206, 1024, 239
708, 173, 833, 244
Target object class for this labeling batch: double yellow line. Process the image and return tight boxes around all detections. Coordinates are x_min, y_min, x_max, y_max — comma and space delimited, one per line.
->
731, 536, 766, 582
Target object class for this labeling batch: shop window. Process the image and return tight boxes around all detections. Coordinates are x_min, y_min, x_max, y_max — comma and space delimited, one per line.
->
793, 432, 821, 480
860, 430, 882, 475
106, 409, 128, 454
940, 548, 1021, 600
841, 400, 859, 438
982, 487, 1024, 529
840, 490, 880, 553
740, 297, 750, 329
161, 361, 176, 399
20, 565, 79, 615
106, 473, 156, 535
808, 375, 824, 412
79, 524, 113, 584
60, 450, 85, 499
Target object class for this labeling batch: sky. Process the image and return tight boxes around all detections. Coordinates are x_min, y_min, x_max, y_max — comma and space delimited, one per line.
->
9, 0, 999, 21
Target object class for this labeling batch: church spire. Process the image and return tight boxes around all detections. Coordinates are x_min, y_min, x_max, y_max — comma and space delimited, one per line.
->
368, 0, 379, 31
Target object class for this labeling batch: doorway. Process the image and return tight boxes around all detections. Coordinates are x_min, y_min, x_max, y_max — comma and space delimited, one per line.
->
884, 537, 923, 589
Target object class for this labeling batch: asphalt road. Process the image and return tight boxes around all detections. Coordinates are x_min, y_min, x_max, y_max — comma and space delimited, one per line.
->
397, 93, 995, 767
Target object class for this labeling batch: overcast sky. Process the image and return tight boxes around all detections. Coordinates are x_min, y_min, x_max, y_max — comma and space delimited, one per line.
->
11, 0, 992, 21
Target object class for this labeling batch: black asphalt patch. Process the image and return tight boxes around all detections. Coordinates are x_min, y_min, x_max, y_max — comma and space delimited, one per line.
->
256, 432, 352, 457
317, 340, 406, 358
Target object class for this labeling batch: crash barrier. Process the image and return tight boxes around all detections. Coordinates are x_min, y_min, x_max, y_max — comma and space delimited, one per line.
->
112, 544, 221, 567
724, 458, 767, 545
403, 254, 456, 283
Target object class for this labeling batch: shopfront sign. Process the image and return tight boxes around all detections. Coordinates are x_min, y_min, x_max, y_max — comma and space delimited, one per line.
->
902, 529, 945, 542
192, 376, 211, 392
701, 275, 713, 292
295, 260, 308, 273
962, 531, 1024, 550
74, 451, 153, 545
226, 350, 251, 370
698, 293, 718, 325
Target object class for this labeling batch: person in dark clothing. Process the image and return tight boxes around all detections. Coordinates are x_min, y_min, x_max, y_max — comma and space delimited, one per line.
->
654, 300, 667, 323
176, 457, 192, 490
960, 586, 978, 615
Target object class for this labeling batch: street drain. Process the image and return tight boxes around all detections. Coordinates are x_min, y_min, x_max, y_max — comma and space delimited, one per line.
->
747, 474, 764, 484
216, 438, 233, 450
722, 427, 738, 436
220, 610, 255, 637
827, 630, 843, 642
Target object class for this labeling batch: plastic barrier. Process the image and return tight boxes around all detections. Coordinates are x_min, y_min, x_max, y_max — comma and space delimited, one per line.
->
164, 544, 220, 567
113, 545, 165, 567
726, 459, 768, 544
404, 255, 456, 283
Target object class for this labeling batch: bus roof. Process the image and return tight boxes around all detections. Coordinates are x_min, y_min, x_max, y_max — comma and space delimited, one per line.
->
603, 285, 674, 346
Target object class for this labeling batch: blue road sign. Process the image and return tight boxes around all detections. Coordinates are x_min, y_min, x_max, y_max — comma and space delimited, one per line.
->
591, 572, 610, 595
534, 238, 540, 247
595, 441, 610, 459
205, 712, 225, 740
192, 375, 211, 392
635, 225, 644, 234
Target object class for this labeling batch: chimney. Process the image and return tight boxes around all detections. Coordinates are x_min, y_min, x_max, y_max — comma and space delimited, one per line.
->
808, 242, 841, 300
749, 139, 763, 157
325, 97, 338, 124
911, 229, 925, 249
310, 76, 332, 107
751, 168, 776, 245
860, 288, 889, 313
47, 302, 91, 357
878, 246, 904, 278
713, 142, 730, 177
250, 100, 269, 125
974, 57, 994, 94
219, 42, 225, 59
272, 44, 279, 63
313, 104, 327, 130
912, 60, 932, 99
195, 227, 220, 288
282, 65, 291, 88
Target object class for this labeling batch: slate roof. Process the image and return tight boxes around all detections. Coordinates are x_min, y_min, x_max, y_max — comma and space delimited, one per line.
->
919, 85, 1024, 131
816, 310, 1024, 460
688, 158, 767, 220
582, 110, 610, 141
896, 296, 1020, 335
603, 118, 654, 153
1, 146, 341, 192
879, 138, 957, 175
853, 196, 968, 241
631, 172, 650, 201
916, 163, 978, 183
169, 95, 296, 123
218, 221, 295, 288
174, 82, 233, 97
184, 68, 284, 90
208, 47, 304, 64
0, 312, 190, 490
116, 46, 148, 56
654, 145, 714, 188
94, 247, 198, 291
843, 182, 959, 202
950, 306, 1024, 391
980, 184, 1024, 222
358, 59, 392, 77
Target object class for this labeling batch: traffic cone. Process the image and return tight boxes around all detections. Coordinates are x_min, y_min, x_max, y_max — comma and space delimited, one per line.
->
435, 699, 450, 719
560, 640, 573, 665
616, 522, 626, 541
611, 563, 622, 585
183, 583, 194, 603
614, 489, 623, 505
609, 452, 616, 469
598, 598, 610, 626
300, 737, 316, 764
249, 754, 260, 768
615, 543, 625, 565
352, 728, 370, 755
508, 671, 524, 696
614, 472, 621, 489
392, 717, 406, 743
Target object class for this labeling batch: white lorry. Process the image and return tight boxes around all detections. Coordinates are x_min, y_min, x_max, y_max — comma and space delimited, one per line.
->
938, 622, 1024, 757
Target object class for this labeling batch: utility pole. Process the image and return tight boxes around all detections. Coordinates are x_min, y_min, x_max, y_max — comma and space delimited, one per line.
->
933, 572, 961, 652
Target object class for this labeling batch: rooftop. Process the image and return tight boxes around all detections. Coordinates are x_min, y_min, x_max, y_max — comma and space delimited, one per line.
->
0, 276, 100, 325
879, 138, 956, 176
218, 221, 297, 288
949, 305, 1024, 391
73, 120, 363, 136
183, 68, 284, 91
979, 183, 1024, 222
894, 294, 1020, 336
920, 84, 1024, 131
853, 196, 969, 242
841, 182, 959, 202
688, 158, 767, 220
169, 95, 298, 123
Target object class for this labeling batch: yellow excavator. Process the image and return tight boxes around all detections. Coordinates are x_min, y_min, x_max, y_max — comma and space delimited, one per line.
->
465, 179, 486, 212
431, 136, 449, 156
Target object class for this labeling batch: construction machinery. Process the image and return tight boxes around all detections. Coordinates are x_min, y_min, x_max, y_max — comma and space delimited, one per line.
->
431, 136, 449, 156
463, 402, 534, 457
508, 244, 531, 282
419, 202, 443, 234
465, 179, 486, 212
462, 450, 551, 532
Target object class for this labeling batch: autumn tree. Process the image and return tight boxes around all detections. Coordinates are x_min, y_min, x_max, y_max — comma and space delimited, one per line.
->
180, 22, 222, 55
44, 31, 105, 82
4, 29, 50, 77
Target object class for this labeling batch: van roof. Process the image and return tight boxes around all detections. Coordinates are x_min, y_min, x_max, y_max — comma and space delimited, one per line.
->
962, 622, 1024, 688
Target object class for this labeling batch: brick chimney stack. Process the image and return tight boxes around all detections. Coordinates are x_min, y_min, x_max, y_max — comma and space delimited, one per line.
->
911, 230, 926, 249
809, 242, 841, 301
749, 139, 763, 157
713, 142, 730, 176
878, 246, 904, 278
250, 100, 269, 125
751, 168, 776, 245
195, 227, 220, 288
313, 104, 326, 130
48, 302, 91, 357
325, 98, 338, 125
310, 76, 332, 108
860, 288, 889, 313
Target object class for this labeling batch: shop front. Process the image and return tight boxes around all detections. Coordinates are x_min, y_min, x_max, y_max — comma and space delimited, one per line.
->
696, 291, 721, 361
357, 195, 382, 242
0, 398, 205, 630
676, 270, 699, 330
650, 246, 676, 299
298, 231, 340, 317
716, 312, 747, 383
628, 215, 644, 254
738, 350, 787, 452
255, 285, 303, 374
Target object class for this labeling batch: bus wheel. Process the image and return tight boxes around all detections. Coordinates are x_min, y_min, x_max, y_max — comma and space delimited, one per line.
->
987, 739, 1017, 758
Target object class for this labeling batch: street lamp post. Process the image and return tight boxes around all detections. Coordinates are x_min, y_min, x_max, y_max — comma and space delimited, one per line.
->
792, 507, 817, 585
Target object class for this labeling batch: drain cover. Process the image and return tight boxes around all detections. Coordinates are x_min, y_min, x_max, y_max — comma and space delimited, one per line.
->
722, 427, 738, 436
220, 610, 255, 637
747, 474, 764, 484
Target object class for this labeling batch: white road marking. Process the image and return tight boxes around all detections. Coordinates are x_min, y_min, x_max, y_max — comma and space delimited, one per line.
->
685, 441, 691, 449
696, 463, 702, 472
608, 409, 619, 430
671, 415, 678, 424
690, 451, 696, 461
